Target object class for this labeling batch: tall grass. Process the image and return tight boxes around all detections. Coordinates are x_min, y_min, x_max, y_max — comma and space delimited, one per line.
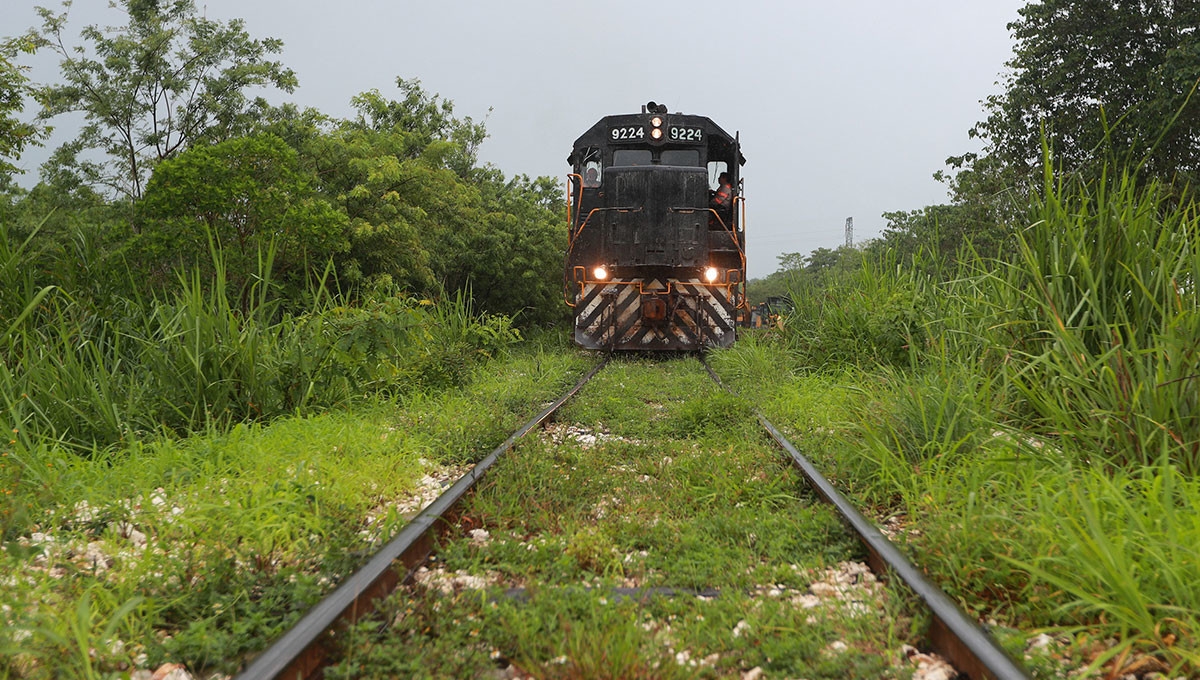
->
782, 248, 931, 369
1009, 463, 1200, 670
754, 161, 1200, 671
984, 169, 1200, 472
0, 223, 520, 454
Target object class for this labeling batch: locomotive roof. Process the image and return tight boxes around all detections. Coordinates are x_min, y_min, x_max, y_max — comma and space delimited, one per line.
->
569, 108, 746, 166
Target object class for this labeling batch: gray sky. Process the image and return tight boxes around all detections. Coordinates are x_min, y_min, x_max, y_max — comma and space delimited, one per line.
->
2, 0, 1024, 277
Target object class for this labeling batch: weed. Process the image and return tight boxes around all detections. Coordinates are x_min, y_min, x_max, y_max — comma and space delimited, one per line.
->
327, 357, 911, 678
0, 348, 583, 677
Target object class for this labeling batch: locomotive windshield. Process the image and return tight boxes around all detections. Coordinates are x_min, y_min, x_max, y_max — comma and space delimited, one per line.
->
660, 149, 700, 166
613, 149, 652, 166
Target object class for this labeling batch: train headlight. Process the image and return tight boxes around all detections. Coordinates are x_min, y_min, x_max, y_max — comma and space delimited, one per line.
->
650, 116, 663, 127
704, 267, 720, 283
593, 266, 608, 281
650, 128, 663, 140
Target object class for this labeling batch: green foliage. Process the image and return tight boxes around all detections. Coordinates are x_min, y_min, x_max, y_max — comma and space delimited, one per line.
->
777, 250, 930, 368
348, 77, 489, 178
0, 348, 586, 676
0, 38, 44, 177
435, 170, 568, 325
867, 366, 988, 465
137, 133, 349, 299
666, 390, 754, 439
0, 230, 521, 451
26, 0, 297, 199
298, 123, 445, 293
749, 245, 864, 306
984, 169, 1200, 473
878, 202, 1013, 272
276, 82, 567, 323
971, 0, 1200, 186
853, 0, 1200, 285
327, 357, 896, 679
718, 327, 1200, 673
1012, 465, 1200, 671
10, 51, 567, 326
724, 160, 1200, 672
0, 216, 54, 338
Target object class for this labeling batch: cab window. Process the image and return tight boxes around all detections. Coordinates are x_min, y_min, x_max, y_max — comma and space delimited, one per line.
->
661, 149, 700, 166
576, 146, 602, 187
707, 160, 729, 190
613, 149, 652, 166
583, 160, 602, 187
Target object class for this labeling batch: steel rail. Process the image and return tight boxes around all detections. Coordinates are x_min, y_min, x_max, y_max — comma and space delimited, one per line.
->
702, 359, 1029, 680
235, 356, 610, 680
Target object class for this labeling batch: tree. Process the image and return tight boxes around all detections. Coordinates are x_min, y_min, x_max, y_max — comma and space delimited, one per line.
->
965, 0, 1200, 185
451, 170, 567, 324
27, 0, 297, 201
0, 38, 44, 177
804, 247, 843, 275
347, 77, 489, 179
295, 80, 565, 323
298, 125, 441, 294
775, 251, 806, 272
138, 133, 348, 300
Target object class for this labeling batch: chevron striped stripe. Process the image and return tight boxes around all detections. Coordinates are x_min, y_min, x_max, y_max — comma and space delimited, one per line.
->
572, 278, 738, 351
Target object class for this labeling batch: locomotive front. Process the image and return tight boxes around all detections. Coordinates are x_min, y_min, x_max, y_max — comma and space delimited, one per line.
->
564, 102, 746, 351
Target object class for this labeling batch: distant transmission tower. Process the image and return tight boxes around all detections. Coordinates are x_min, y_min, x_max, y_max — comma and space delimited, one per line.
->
844, 217, 854, 247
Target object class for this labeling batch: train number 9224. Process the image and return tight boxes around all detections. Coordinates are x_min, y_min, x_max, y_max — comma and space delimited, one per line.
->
567, 101, 747, 351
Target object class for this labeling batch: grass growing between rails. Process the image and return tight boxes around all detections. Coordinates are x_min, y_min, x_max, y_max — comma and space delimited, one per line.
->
0, 345, 587, 678
714, 169, 1200, 676
327, 357, 932, 679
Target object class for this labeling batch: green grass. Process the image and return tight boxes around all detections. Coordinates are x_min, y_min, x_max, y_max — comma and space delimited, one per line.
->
717, 329, 1200, 676
0, 226, 523, 454
0, 345, 586, 678
714, 164, 1200, 676
327, 357, 921, 679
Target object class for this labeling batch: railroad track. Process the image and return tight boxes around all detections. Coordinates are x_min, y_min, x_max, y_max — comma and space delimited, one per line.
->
236, 355, 1027, 679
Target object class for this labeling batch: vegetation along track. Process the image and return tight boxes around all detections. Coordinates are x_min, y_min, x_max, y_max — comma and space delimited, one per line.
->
238, 355, 1026, 679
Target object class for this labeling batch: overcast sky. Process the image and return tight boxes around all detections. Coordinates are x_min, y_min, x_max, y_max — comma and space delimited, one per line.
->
2, 0, 1024, 277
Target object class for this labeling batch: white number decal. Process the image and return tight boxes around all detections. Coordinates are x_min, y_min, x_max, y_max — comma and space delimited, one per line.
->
669, 127, 703, 141
610, 126, 645, 140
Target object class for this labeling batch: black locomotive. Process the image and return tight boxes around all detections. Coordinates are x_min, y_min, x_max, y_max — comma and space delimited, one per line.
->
564, 102, 746, 351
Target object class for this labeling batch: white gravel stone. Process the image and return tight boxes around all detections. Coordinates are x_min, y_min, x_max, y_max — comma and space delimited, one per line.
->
901, 644, 959, 680
1027, 632, 1056, 651
82, 542, 111, 571
824, 640, 849, 655
72, 500, 97, 524
413, 567, 499, 593
116, 522, 148, 548
150, 663, 193, 680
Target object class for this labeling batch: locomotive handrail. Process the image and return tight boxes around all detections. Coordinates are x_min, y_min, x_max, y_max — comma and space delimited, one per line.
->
711, 198, 749, 322
569, 208, 600, 249
566, 173, 583, 228
705, 209, 744, 255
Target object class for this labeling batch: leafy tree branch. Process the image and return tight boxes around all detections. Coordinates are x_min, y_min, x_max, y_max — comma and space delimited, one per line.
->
26, 0, 297, 202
